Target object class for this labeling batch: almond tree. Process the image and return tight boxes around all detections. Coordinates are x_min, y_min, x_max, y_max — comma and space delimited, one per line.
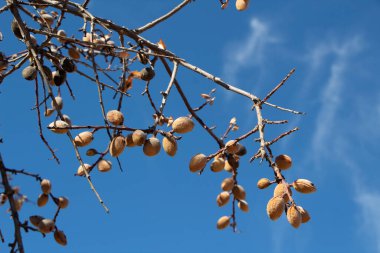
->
0, 0, 316, 252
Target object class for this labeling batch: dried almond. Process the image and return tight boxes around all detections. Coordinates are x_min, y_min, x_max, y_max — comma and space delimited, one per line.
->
38, 219, 55, 234
189, 153, 208, 172
216, 191, 230, 207
140, 67, 155, 81
109, 136, 126, 157
236, 0, 249, 11
29, 215, 44, 227
238, 200, 249, 212
232, 185, 246, 200
210, 157, 225, 172
54, 229, 67, 246
37, 194, 49, 207
287, 205, 302, 228
125, 133, 136, 147
106, 110, 124, 126
48, 120, 69, 134
221, 178, 234, 191
293, 179, 316, 194
22, 65, 37, 80
77, 163, 91, 176
162, 136, 177, 157
266, 196, 285, 220
97, 159, 112, 172
68, 47, 80, 59
51, 96, 63, 110
225, 140, 239, 154
143, 137, 161, 157
132, 130, 147, 146
57, 196, 69, 209
40, 179, 51, 194
257, 178, 271, 189
172, 117, 194, 134
74, 131, 94, 147
297, 206, 311, 223
217, 216, 230, 230
275, 154, 292, 170
273, 183, 292, 202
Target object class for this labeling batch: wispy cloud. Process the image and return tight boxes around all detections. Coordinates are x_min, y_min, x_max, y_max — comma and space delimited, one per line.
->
355, 191, 380, 252
222, 18, 277, 85
308, 37, 363, 163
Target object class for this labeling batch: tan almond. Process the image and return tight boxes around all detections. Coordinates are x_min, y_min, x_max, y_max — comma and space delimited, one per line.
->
49, 120, 69, 134
57, 196, 69, 209
40, 179, 51, 194
189, 153, 208, 172
221, 178, 234, 191
217, 216, 230, 230
162, 136, 177, 157
266, 196, 285, 220
37, 194, 49, 207
216, 191, 230, 207
273, 183, 292, 202
125, 133, 136, 147
238, 200, 249, 212
132, 130, 147, 146
210, 157, 225, 172
106, 110, 124, 126
275, 154, 292, 170
74, 131, 94, 147
297, 206, 311, 223
109, 136, 126, 157
232, 185, 246, 200
143, 137, 161, 156
97, 159, 112, 172
257, 178, 271, 189
172, 117, 194, 134
293, 179, 316, 194
236, 0, 249, 11
77, 163, 91, 176
287, 205, 302, 228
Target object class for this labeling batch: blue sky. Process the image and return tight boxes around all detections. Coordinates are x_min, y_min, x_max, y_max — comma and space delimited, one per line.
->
1, 0, 380, 253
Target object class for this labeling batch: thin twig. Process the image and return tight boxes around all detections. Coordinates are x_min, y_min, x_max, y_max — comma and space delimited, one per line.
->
135, 0, 192, 34
0, 154, 24, 253
160, 57, 224, 148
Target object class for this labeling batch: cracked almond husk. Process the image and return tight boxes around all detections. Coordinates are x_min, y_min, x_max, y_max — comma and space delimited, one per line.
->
74, 131, 94, 147
109, 136, 126, 157
97, 159, 112, 172
293, 179, 316, 193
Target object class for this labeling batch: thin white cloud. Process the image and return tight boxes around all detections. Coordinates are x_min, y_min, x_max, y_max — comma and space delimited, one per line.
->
222, 18, 277, 85
355, 190, 380, 253
309, 37, 363, 163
